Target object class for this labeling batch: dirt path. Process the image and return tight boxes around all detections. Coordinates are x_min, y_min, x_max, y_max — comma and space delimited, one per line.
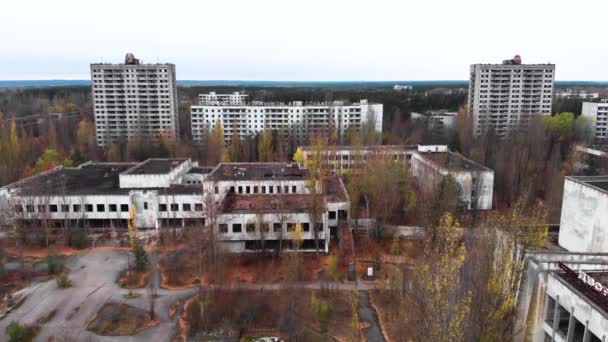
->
358, 292, 386, 342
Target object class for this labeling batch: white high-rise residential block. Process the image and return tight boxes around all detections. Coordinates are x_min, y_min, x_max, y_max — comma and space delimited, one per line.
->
581, 100, 608, 141
90, 53, 178, 147
199, 92, 248, 106
190, 93, 383, 143
468, 55, 555, 137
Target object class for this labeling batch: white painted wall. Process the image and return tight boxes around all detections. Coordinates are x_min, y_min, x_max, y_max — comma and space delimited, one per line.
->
119, 159, 192, 188
411, 152, 494, 210
559, 178, 608, 253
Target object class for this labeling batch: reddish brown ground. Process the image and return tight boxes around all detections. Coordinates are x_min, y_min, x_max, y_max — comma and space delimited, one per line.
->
158, 246, 341, 288
3, 244, 81, 258
177, 289, 356, 341
370, 289, 409, 341
117, 268, 150, 289
353, 235, 424, 281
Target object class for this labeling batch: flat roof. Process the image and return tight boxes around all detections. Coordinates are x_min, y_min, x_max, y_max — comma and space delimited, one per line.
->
207, 163, 308, 182
221, 193, 317, 214
188, 166, 215, 175
566, 175, 608, 193
10, 163, 137, 196
576, 144, 608, 156
122, 158, 188, 175
7, 161, 204, 196
556, 266, 608, 316
416, 151, 491, 172
324, 176, 348, 202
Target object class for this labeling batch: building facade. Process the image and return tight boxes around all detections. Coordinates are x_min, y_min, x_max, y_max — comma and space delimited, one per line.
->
582, 100, 608, 141
298, 144, 448, 173
90, 53, 178, 147
0, 160, 349, 253
574, 144, 608, 175
410, 151, 494, 210
191, 94, 383, 143
515, 175, 608, 341
558, 176, 608, 253
199, 91, 248, 106
468, 55, 555, 137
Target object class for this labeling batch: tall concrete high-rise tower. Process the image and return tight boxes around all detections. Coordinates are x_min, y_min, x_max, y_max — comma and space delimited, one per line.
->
468, 55, 555, 137
90, 53, 178, 147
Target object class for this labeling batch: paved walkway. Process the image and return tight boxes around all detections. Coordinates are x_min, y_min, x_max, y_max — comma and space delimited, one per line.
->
0, 248, 383, 341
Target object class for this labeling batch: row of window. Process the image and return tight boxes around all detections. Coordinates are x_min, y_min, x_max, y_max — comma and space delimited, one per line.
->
218, 222, 323, 234
15, 203, 129, 213
228, 185, 298, 195
15, 202, 205, 214
158, 203, 203, 212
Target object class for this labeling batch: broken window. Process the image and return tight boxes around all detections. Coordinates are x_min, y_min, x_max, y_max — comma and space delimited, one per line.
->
219, 224, 228, 233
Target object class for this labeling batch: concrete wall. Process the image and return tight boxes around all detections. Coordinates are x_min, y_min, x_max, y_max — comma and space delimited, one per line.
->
515, 252, 608, 342
216, 212, 329, 252
545, 274, 608, 341
410, 153, 494, 210
559, 178, 608, 253
119, 159, 192, 189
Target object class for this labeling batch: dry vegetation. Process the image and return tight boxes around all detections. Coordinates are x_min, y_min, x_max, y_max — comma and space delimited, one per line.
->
158, 246, 338, 288
176, 289, 356, 341
116, 268, 150, 288
86, 302, 158, 336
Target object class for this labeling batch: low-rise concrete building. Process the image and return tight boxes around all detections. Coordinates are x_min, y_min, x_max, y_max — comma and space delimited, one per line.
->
0, 160, 349, 253
573, 144, 608, 175
410, 110, 457, 130
516, 175, 608, 341
582, 100, 608, 141
298, 144, 448, 173
410, 151, 494, 210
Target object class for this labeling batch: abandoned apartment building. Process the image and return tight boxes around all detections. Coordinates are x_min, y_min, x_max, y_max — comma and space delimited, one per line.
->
0, 159, 349, 253
517, 176, 608, 342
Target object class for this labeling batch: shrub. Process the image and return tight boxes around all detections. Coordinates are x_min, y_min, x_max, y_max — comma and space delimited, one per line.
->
374, 255, 382, 271
390, 236, 401, 256
6, 321, 36, 342
133, 245, 148, 271
46, 246, 58, 275
56, 274, 71, 288
326, 255, 338, 279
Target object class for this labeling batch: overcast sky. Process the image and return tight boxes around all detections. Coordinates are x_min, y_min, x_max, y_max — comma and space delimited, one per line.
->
1, 0, 606, 81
